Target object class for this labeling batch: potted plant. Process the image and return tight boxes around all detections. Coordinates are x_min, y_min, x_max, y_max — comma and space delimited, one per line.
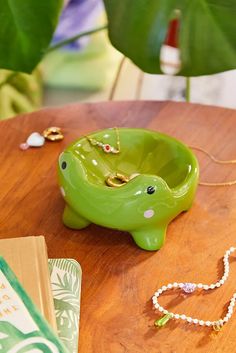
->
0, 0, 235, 118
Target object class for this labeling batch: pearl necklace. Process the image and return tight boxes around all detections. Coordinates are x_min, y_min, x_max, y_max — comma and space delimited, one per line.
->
152, 247, 236, 331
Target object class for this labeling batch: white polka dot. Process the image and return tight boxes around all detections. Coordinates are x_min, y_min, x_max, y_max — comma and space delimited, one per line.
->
60, 186, 66, 197
144, 209, 154, 218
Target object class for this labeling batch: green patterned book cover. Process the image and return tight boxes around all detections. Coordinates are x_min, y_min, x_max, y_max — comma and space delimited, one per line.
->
49, 259, 82, 353
0, 256, 69, 353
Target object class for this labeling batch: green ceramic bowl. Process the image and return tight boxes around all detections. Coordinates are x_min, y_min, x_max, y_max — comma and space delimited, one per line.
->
58, 128, 199, 251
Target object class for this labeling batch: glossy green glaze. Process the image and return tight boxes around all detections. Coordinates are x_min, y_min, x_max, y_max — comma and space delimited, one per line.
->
58, 128, 199, 251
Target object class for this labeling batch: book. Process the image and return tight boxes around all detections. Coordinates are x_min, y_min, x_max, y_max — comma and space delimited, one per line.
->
0, 236, 56, 330
49, 259, 82, 353
0, 256, 68, 353
0, 236, 82, 352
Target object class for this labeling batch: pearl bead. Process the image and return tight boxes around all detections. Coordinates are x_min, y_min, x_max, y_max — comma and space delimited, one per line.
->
178, 283, 184, 288
154, 292, 159, 297
224, 317, 229, 322
193, 319, 199, 324
154, 303, 159, 309
173, 282, 178, 288
203, 285, 209, 290
226, 312, 232, 318
180, 314, 186, 320
159, 307, 164, 312
219, 279, 224, 285
167, 284, 173, 289
205, 321, 211, 326
216, 282, 221, 287
174, 314, 180, 319
163, 310, 169, 315
197, 283, 203, 288
199, 320, 204, 326
210, 284, 215, 289
230, 247, 235, 252
162, 286, 167, 291
187, 317, 192, 323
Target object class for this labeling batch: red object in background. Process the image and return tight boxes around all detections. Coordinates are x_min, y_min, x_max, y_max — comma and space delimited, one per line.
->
165, 19, 179, 48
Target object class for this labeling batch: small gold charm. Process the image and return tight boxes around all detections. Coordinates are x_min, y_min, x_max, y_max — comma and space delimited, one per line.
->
43, 127, 64, 141
212, 323, 223, 332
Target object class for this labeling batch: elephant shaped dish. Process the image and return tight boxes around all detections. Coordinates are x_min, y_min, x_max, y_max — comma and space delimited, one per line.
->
58, 128, 199, 251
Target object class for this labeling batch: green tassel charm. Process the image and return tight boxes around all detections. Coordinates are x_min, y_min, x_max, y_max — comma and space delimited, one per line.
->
154, 314, 172, 328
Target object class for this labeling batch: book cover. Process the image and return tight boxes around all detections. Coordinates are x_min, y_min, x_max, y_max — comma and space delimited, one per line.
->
49, 259, 82, 353
0, 236, 56, 330
0, 256, 68, 353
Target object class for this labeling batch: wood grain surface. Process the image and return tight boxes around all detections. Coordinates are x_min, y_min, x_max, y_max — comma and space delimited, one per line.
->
0, 101, 236, 353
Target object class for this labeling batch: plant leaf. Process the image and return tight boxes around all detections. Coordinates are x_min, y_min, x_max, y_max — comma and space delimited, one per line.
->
0, 0, 63, 73
103, 0, 236, 76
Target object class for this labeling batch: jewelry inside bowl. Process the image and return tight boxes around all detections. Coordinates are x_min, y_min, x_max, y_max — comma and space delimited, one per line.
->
58, 128, 199, 251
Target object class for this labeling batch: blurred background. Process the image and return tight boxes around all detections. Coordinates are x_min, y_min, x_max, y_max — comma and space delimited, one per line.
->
1, 0, 235, 121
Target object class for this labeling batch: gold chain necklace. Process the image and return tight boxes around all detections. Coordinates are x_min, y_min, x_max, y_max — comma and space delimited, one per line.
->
85, 127, 120, 154
85, 127, 126, 186
85, 128, 236, 187
190, 146, 236, 186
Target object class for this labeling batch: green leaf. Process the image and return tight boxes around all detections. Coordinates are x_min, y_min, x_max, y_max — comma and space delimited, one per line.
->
103, 0, 236, 76
54, 298, 77, 313
0, 0, 63, 73
0, 69, 42, 119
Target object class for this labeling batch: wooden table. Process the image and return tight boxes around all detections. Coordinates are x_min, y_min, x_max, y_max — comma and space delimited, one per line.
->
1, 101, 236, 353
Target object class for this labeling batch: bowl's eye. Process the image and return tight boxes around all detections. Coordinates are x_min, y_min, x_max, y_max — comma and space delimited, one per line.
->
61, 161, 67, 170
147, 186, 155, 194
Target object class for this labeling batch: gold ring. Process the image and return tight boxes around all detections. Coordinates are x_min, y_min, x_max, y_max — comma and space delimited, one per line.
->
43, 127, 64, 141
106, 173, 130, 187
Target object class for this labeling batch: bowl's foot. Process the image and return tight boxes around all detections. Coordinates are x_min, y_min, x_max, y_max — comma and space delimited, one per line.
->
131, 227, 167, 251
63, 206, 90, 229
